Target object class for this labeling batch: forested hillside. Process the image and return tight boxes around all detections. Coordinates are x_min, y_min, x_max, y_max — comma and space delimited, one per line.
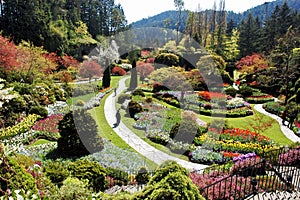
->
132, 0, 300, 30
0, 0, 128, 58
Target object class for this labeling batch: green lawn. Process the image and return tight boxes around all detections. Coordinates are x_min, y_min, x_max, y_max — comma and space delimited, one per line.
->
28, 139, 52, 146
198, 106, 293, 145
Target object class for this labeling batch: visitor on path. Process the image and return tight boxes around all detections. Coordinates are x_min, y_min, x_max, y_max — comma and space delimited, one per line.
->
114, 87, 117, 96
282, 110, 287, 126
113, 109, 121, 128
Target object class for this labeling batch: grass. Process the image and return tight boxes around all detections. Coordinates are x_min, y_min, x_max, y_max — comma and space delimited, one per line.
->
198, 105, 293, 146
29, 139, 52, 146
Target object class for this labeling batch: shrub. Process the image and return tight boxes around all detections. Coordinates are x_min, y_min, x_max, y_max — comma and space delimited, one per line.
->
238, 85, 253, 97
0, 147, 38, 197
132, 88, 145, 97
68, 159, 107, 192
75, 99, 85, 107
225, 87, 238, 97
29, 105, 48, 119
135, 167, 150, 185
154, 52, 179, 67
134, 161, 204, 200
112, 66, 126, 76
51, 177, 93, 199
117, 93, 131, 104
128, 100, 143, 118
0, 114, 40, 139
106, 167, 129, 186
145, 97, 153, 103
44, 161, 69, 186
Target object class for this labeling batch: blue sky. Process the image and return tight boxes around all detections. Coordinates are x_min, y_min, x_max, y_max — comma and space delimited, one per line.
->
115, 0, 275, 24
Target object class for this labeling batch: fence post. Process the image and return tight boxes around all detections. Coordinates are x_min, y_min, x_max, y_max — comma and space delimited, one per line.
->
251, 177, 258, 195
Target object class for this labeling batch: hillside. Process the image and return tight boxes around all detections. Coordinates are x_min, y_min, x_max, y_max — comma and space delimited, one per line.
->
131, 0, 300, 30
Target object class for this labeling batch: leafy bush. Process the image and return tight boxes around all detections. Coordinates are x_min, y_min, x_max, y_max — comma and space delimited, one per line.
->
238, 85, 253, 97
0, 147, 38, 197
75, 99, 85, 107
134, 161, 204, 200
128, 100, 143, 118
112, 66, 126, 76
44, 161, 69, 186
131, 88, 145, 97
68, 159, 107, 192
29, 105, 48, 119
135, 167, 150, 185
106, 167, 129, 186
225, 87, 238, 97
117, 93, 131, 104
154, 52, 179, 67
50, 177, 93, 199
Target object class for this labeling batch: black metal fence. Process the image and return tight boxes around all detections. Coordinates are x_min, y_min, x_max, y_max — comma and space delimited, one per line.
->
193, 146, 300, 200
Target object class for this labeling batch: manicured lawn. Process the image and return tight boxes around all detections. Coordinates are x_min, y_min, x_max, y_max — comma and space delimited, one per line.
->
28, 139, 52, 146
67, 93, 95, 105
198, 105, 293, 146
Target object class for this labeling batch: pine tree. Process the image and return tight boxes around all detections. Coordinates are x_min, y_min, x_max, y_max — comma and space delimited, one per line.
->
129, 59, 138, 90
102, 59, 111, 88
57, 109, 104, 158
238, 13, 261, 58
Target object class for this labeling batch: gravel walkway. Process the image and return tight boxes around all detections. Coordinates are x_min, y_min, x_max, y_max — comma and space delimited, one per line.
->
104, 77, 208, 171
254, 104, 300, 143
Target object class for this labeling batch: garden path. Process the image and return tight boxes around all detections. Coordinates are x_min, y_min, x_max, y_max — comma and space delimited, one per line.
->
104, 77, 208, 171
254, 104, 300, 143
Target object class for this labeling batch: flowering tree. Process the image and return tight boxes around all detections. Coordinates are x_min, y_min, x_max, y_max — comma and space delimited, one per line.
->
0, 35, 20, 73
136, 62, 154, 82
16, 41, 57, 82
236, 53, 269, 75
79, 60, 102, 82
89, 40, 119, 88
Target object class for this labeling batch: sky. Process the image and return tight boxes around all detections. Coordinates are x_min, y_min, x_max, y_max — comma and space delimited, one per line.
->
115, 0, 275, 24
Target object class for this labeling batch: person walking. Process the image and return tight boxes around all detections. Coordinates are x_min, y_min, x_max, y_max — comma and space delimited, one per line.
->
113, 109, 121, 128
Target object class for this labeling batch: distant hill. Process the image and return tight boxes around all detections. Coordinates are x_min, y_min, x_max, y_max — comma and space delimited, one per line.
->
131, 0, 300, 30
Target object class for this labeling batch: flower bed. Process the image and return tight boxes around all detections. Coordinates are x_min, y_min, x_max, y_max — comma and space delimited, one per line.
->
246, 94, 274, 104
153, 91, 253, 117
194, 133, 279, 155
0, 114, 41, 139
85, 140, 148, 171
263, 101, 285, 116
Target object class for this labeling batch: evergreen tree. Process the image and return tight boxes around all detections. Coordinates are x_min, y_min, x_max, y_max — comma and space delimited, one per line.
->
260, 2, 293, 53
0, 0, 51, 47
129, 59, 138, 90
238, 13, 261, 58
174, 0, 184, 45
102, 59, 111, 88
57, 109, 104, 158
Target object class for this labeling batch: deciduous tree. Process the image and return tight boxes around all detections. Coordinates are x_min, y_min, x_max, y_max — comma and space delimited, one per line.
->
79, 60, 102, 82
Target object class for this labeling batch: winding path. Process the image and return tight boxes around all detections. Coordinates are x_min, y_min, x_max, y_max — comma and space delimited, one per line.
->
104, 77, 208, 171
254, 104, 300, 143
